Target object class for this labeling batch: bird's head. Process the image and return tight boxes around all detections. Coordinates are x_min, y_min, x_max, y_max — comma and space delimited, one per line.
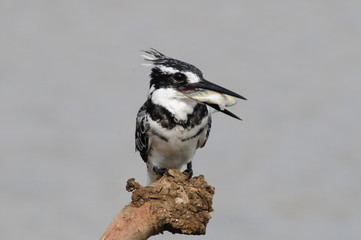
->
142, 48, 246, 120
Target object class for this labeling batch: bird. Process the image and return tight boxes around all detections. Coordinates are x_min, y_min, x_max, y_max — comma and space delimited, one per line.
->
135, 49, 246, 183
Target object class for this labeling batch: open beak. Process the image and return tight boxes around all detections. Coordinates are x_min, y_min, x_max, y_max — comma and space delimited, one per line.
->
179, 79, 247, 120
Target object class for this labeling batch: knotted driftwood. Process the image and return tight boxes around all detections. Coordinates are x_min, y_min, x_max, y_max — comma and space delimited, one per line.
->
100, 169, 215, 240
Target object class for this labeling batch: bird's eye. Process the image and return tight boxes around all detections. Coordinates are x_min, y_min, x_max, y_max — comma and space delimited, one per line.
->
173, 72, 186, 81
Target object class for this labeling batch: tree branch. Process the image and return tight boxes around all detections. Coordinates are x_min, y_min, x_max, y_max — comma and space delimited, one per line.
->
100, 169, 215, 240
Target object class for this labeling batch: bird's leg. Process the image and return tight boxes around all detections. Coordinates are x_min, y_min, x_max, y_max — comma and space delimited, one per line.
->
153, 165, 167, 176
183, 161, 193, 179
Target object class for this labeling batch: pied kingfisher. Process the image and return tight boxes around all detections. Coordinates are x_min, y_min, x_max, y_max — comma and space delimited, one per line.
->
135, 49, 246, 183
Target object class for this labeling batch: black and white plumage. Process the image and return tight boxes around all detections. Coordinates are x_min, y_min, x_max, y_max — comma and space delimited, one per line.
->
135, 49, 246, 183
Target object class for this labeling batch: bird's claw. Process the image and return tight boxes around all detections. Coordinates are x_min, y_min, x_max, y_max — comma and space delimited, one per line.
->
183, 169, 193, 179
153, 165, 167, 176
183, 161, 193, 179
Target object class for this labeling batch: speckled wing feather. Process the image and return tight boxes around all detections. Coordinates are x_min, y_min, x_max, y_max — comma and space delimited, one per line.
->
135, 103, 150, 162
198, 115, 212, 148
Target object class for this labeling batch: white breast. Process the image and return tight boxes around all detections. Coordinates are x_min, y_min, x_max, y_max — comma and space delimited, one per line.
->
147, 110, 209, 169
151, 88, 196, 121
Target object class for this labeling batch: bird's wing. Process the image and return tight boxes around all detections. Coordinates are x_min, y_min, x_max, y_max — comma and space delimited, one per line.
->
135, 103, 150, 162
198, 115, 212, 149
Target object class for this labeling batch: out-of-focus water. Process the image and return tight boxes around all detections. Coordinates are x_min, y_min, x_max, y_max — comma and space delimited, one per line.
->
1, 1, 360, 239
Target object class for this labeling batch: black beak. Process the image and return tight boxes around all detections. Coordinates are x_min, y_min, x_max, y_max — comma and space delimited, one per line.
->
207, 103, 242, 121
185, 79, 246, 121
186, 79, 247, 100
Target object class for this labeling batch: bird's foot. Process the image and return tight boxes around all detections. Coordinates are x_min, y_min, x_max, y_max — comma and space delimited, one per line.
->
153, 165, 167, 176
183, 161, 193, 179
183, 169, 193, 179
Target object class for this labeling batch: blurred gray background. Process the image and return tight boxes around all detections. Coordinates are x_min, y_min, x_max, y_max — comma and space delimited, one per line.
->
1, 1, 360, 239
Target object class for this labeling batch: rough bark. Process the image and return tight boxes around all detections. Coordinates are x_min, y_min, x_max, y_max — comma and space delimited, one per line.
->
100, 169, 215, 240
